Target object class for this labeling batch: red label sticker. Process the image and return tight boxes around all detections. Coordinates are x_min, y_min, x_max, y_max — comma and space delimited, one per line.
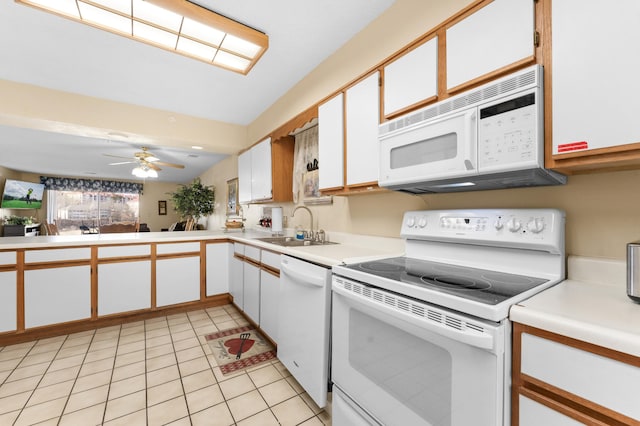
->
557, 141, 588, 153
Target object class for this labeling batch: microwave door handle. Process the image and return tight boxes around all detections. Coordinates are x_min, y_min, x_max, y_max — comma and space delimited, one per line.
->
333, 284, 495, 351
466, 110, 477, 169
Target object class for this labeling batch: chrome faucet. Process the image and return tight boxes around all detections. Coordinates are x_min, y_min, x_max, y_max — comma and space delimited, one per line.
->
292, 206, 313, 238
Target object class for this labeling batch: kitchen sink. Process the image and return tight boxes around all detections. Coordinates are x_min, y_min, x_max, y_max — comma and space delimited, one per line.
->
254, 236, 338, 247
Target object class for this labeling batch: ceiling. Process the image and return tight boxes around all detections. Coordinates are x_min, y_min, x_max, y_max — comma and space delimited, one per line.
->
0, 0, 396, 183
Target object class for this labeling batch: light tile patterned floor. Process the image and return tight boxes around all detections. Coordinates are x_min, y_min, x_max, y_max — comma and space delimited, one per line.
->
0, 305, 331, 425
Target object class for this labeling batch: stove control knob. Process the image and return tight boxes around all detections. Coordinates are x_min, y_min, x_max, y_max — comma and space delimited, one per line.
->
494, 219, 504, 230
527, 218, 545, 234
406, 216, 416, 228
507, 218, 521, 233
418, 217, 427, 228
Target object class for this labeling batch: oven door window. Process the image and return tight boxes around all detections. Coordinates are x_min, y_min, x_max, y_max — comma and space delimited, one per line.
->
332, 289, 504, 426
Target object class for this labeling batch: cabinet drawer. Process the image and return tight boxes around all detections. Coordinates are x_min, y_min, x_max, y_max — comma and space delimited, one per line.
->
99, 244, 151, 258
0, 251, 16, 266
234, 243, 245, 256
244, 245, 261, 263
521, 332, 640, 419
25, 247, 91, 263
156, 242, 200, 255
261, 250, 281, 271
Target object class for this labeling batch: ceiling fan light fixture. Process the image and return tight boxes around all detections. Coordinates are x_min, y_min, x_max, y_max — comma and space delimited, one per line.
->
16, 0, 269, 75
131, 165, 158, 178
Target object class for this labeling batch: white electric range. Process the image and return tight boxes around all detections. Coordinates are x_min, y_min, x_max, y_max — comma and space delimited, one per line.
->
330, 208, 565, 426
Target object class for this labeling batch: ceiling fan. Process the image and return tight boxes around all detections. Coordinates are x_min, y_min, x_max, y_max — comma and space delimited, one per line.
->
104, 147, 185, 177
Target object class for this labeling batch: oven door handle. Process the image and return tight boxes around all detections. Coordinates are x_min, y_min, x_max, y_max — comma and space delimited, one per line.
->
333, 283, 495, 351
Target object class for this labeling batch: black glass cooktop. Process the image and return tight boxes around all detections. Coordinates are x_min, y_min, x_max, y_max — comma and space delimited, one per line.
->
344, 257, 548, 305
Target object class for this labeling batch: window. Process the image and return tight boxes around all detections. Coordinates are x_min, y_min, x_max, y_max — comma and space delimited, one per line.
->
47, 190, 139, 235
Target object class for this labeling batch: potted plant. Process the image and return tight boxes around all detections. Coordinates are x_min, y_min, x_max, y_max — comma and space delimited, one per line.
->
168, 178, 215, 229
2, 215, 36, 237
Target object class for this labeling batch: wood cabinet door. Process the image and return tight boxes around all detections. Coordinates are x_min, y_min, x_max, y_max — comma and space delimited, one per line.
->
446, 0, 534, 91
250, 137, 273, 201
383, 36, 438, 118
238, 149, 252, 203
0, 271, 16, 333
243, 261, 260, 324
518, 394, 583, 426
345, 72, 380, 186
552, 0, 640, 155
98, 261, 151, 316
318, 92, 345, 190
156, 256, 200, 307
24, 266, 91, 328
206, 243, 231, 296
230, 255, 244, 309
259, 269, 279, 343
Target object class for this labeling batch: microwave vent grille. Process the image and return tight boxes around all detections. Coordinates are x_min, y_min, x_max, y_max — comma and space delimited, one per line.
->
380, 65, 540, 136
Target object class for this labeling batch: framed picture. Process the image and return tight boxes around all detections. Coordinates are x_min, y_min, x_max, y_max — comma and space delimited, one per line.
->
158, 200, 167, 215
226, 178, 239, 215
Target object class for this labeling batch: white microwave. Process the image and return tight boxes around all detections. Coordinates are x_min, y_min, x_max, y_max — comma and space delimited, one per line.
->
378, 65, 566, 193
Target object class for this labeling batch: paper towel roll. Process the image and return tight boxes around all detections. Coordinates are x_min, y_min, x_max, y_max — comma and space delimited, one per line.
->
272, 207, 283, 234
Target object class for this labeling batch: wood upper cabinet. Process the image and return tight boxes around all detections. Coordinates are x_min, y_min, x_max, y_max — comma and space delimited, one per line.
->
548, 0, 640, 172
318, 92, 344, 191
445, 0, 535, 93
237, 136, 294, 203
238, 149, 252, 204
383, 35, 438, 119
0, 251, 17, 333
345, 72, 380, 187
319, 72, 381, 192
512, 323, 640, 425
251, 137, 273, 201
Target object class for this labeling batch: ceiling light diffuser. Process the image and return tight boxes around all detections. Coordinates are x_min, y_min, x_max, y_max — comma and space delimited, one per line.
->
16, 0, 269, 74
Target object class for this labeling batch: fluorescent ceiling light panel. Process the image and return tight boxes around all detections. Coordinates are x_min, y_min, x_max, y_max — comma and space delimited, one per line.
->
177, 37, 216, 61
16, 0, 269, 75
214, 50, 250, 72
78, 2, 130, 34
133, 21, 177, 48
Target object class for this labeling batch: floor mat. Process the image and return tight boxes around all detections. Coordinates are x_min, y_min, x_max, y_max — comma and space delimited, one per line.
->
205, 325, 276, 375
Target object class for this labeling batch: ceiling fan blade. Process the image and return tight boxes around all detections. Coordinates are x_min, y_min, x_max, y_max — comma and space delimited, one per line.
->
103, 153, 133, 160
109, 161, 136, 166
154, 161, 185, 169
147, 162, 162, 171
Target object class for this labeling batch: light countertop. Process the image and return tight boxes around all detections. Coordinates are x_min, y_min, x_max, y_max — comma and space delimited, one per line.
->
510, 256, 640, 357
0, 228, 405, 267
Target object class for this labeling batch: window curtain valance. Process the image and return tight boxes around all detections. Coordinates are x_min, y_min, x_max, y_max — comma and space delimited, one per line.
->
40, 176, 144, 194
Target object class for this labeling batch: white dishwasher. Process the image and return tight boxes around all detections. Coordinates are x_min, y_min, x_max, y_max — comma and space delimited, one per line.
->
278, 255, 332, 408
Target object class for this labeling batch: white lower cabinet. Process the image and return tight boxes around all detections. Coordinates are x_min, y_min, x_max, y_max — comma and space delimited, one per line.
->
519, 395, 582, 426
243, 261, 260, 324
98, 261, 151, 316
25, 266, 91, 328
156, 256, 200, 307
206, 243, 231, 296
259, 269, 279, 342
0, 271, 16, 333
230, 255, 244, 309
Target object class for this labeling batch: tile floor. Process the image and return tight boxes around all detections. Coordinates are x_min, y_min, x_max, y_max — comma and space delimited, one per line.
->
0, 304, 331, 425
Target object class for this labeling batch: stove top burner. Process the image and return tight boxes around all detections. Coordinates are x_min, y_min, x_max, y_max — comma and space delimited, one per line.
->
346, 257, 548, 305
423, 276, 492, 291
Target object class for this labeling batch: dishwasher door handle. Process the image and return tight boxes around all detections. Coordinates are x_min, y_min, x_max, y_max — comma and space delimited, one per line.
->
281, 261, 327, 288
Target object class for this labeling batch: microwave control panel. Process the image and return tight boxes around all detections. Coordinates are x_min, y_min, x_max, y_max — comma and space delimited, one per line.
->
477, 91, 541, 171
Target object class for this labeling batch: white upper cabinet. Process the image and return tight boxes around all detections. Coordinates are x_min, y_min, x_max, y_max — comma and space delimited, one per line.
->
345, 72, 380, 186
446, 0, 534, 91
250, 137, 273, 201
383, 36, 438, 117
552, 0, 640, 155
318, 92, 344, 190
238, 149, 252, 203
